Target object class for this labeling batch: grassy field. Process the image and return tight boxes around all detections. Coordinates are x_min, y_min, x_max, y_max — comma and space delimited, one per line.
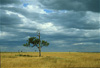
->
1, 52, 100, 68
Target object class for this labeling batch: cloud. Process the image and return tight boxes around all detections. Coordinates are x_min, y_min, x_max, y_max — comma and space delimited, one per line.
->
23, 5, 46, 14
0, 32, 16, 39
1, 10, 23, 26
42, 11, 100, 29
38, 0, 100, 12
0, 0, 100, 52
0, 0, 21, 5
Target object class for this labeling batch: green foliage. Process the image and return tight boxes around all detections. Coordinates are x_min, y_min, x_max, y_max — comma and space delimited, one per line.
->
28, 37, 36, 44
23, 36, 49, 48
23, 43, 30, 47
41, 40, 49, 47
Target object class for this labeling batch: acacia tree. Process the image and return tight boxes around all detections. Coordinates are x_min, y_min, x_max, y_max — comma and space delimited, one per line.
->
23, 32, 49, 57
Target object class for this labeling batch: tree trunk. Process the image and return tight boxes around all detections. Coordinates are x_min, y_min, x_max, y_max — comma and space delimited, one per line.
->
39, 48, 41, 57
38, 31, 41, 57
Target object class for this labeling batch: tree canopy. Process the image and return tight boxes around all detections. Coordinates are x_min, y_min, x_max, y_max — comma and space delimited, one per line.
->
23, 37, 49, 49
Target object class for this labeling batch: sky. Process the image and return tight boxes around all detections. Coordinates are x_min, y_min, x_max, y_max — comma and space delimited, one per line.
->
0, 0, 100, 52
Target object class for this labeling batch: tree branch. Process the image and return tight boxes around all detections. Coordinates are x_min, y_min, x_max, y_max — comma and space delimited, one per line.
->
36, 44, 39, 49
32, 44, 35, 47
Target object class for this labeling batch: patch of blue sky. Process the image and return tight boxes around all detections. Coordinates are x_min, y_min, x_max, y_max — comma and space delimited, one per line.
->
23, 3, 29, 7
44, 9, 53, 13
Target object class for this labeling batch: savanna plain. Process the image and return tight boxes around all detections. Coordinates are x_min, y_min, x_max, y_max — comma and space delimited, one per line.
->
1, 52, 100, 68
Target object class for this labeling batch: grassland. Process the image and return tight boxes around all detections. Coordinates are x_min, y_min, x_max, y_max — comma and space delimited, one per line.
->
1, 52, 100, 68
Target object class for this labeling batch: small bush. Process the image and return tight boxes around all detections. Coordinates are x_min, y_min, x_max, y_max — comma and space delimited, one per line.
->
15, 54, 33, 57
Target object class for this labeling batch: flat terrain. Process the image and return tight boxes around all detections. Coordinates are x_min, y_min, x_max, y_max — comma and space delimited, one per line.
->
1, 52, 100, 68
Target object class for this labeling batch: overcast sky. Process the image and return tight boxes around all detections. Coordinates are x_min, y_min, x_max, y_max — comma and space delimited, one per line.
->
0, 0, 100, 52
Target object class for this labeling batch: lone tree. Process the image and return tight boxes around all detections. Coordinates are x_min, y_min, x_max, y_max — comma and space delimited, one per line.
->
23, 32, 49, 57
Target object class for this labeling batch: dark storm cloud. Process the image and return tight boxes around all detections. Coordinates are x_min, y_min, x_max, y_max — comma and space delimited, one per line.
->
0, 7, 42, 22
42, 11, 100, 29
1, 2, 99, 30
43, 32, 100, 43
0, 6, 40, 45
0, 0, 21, 5
1, 6, 99, 30
1, 6, 99, 48
0, 0, 100, 52
0, 10, 23, 26
38, 0, 100, 12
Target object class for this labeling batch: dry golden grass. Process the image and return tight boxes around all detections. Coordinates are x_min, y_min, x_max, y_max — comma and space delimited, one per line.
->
1, 52, 100, 68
